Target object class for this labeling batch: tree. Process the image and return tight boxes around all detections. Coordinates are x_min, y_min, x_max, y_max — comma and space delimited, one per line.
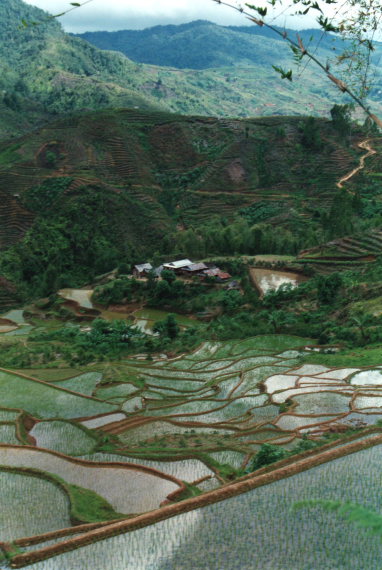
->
317, 273, 343, 306
349, 312, 374, 343
266, 309, 296, 333
220, 290, 242, 314
301, 116, 322, 150
331, 104, 353, 137
161, 269, 176, 284
213, 0, 382, 128
249, 443, 288, 471
153, 314, 179, 339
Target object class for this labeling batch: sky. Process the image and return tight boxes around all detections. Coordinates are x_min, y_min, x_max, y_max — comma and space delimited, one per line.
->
23, 0, 320, 33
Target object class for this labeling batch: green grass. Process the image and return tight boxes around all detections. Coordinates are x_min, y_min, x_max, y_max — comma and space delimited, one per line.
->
0, 370, 117, 419
67, 483, 127, 524
14, 368, 81, 381
305, 345, 382, 367
0, 143, 22, 166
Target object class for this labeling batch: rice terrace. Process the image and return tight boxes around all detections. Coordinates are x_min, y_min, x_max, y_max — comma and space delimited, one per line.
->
1, 323, 382, 568
4, 0, 382, 567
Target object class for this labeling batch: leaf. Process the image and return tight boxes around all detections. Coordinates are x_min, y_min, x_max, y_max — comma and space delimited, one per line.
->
70, 2, 82, 5
317, 15, 339, 33
245, 4, 267, 16
272, 65, 293, 81
297, 33, 306, 54
311, 1, 323, 13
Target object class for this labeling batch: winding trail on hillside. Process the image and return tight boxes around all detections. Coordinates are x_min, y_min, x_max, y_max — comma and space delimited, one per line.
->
337, 138, 377, 190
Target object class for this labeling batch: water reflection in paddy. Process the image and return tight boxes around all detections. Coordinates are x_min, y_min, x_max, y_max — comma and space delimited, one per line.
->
250, 268, 307, 296
58, 289, 94, 309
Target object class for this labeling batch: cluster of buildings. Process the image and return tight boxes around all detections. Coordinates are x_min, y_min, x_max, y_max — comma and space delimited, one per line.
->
133, 258, 232, 282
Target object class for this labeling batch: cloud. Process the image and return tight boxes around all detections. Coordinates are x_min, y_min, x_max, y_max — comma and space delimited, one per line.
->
24, 0, 250, 32
24, 0, 320, 32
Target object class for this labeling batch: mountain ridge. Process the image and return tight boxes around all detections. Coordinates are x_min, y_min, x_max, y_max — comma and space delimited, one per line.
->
75, 20, 342, 70
0, 1, 372, 141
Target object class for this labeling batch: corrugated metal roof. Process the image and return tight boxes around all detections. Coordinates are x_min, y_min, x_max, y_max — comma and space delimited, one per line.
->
134, 263, 153, 272
183, 263, 208, 272
163, 259, 193, 269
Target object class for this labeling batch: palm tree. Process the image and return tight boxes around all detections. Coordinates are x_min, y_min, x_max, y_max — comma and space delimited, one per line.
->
349, 313, 374, 343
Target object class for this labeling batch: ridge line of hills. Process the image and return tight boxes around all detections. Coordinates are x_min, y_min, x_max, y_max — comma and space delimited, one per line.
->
2, 0, 382, 142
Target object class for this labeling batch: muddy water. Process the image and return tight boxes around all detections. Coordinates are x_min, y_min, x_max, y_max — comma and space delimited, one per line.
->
132, 309, 200, 335
133, 309, 199, 327
1, 309, 26, 324
58, 289, 94, 309
250, 268, 307, 296
0, 309, 33, 335
57, 291, 200, 334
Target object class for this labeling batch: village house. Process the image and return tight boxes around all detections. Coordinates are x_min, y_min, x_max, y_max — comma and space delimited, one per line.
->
162, 259, 193, 274
203, 267, 232, 281
181, 262, 208, 275
134, 259, 231, 283
133, 263, 153, 278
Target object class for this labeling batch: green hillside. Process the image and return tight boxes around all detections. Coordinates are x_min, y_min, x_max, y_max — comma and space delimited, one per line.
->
1, 0, 379, 141
76, 20, 341, 70
75, 20, 382, 114
0, 106, 378, 300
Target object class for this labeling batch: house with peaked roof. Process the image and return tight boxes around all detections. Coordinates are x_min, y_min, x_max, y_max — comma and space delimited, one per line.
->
133, 263, 153, 278
162, 259, 193, 274
181, 262, 208, 275
203, 268, 231, 281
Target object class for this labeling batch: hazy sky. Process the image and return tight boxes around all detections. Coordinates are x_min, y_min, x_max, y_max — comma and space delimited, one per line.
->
23, 0, 319, 33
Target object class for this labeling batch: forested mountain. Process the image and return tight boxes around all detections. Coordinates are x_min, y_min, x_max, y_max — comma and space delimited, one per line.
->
0, 0, 165, 139
2, 0, 378, 141
76, 20, 340, 70
76, 20, 382, 109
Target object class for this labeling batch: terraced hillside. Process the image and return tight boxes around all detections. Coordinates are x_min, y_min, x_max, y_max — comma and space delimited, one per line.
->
0, 109, 364, 253
296, 137, 382, 273
3, 331, 382, 568
297, 228, 382, 273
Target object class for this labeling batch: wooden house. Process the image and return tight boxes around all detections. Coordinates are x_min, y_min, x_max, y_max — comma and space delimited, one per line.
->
133, 263, 153, 278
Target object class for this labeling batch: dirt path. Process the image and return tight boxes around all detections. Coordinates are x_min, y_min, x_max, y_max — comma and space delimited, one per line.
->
337, 138, 377, 189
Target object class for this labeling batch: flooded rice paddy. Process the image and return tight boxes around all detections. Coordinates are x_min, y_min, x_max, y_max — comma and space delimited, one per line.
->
250, 268, 307, 296
3, 334, 382, 566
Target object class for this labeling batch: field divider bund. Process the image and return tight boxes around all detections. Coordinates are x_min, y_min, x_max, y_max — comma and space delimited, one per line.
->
0, 368, 115, 406
10, 521, 116, 547
0, 444, 186, 487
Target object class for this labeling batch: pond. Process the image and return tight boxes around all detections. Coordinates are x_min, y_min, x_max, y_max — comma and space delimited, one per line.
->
250, 268, 307, 297
0, 309, 33, 335
132, 308, 201, 334
0, 309, 26, 324
133, 308, 199, 327
58, 288, 94, 309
